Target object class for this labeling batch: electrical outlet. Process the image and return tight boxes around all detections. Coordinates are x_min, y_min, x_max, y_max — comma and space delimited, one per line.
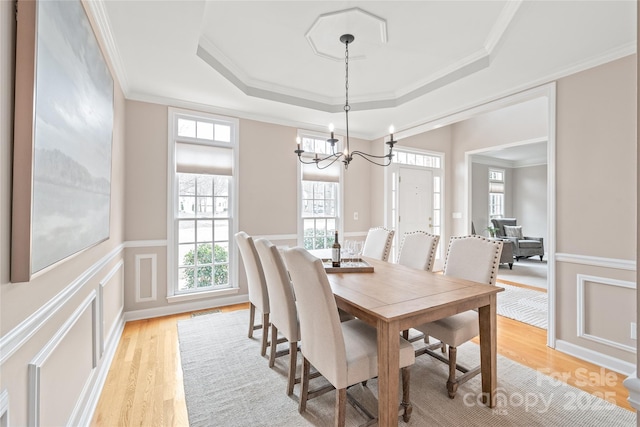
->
353, 212, 358, 220
631, 322, 637, 340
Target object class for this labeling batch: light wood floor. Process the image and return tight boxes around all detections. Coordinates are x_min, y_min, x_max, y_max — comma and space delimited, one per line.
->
91, 290, 633, 426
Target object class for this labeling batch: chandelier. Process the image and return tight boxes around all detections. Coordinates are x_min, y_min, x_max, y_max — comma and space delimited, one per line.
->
295, 34, 397, 170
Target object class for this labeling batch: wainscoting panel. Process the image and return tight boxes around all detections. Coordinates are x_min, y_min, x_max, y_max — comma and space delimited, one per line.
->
99, 260, 124, 357
28, 291, 97, 427
555, 255, 636, 373
577, 274, 636, 353
135, 254, 157, 303
0, 244, 124, 365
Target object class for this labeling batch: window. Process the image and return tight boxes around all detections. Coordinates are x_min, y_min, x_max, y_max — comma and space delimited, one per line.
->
393, 151, 441, 168
489, 168, 505, 219
298, 132, 341, 250
168, 109, 238, 300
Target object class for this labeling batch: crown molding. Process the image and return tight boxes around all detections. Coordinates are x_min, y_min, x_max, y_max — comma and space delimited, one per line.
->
194, 2, 525, 113
84, 0, 130, 94
396, 40, 635, 141
125, 91, 373, 141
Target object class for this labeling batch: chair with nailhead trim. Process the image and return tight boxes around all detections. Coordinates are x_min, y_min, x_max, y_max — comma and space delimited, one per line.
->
412, 235, 503, 399
361, 227, 395, 262
396, 230, 440, 271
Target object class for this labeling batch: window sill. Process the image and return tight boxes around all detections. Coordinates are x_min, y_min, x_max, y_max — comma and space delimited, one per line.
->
167, 287, 239, 304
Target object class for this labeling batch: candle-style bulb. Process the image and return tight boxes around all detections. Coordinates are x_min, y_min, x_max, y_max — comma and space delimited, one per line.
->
389, 125, 395, 141
329, 123, 335, 139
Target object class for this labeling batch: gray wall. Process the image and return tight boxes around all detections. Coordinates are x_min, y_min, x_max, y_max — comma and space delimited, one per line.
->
513, 164, 547, 242
471, 162, 547, 244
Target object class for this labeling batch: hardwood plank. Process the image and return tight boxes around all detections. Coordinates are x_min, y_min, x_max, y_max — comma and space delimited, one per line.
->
91, 298, 633, 426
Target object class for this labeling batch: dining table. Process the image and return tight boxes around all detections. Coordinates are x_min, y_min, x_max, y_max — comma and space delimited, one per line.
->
312, 252, 503, 427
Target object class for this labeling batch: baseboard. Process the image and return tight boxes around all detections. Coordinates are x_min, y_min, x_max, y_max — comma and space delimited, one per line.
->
623, 374, 640, 411
124, 294, 249, 322
555, 339, 636, 376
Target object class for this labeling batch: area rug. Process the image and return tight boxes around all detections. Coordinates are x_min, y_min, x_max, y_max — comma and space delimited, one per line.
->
496, 283, 547, 329
177, 310, 634, 427
497, 259, 547, 289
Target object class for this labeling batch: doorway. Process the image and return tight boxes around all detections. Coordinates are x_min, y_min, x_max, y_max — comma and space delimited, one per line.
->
385, 150, 444, 268
461, 89, 556, 348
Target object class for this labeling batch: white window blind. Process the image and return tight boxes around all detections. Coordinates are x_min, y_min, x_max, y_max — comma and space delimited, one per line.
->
301, 161, 340, 183
176, 142, 233, 176
489, 182, 504, 193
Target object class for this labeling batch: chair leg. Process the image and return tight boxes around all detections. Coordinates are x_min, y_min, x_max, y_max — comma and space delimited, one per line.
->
287, 341, 297, 396
269, 324, 278, 367
299, 357, 310, 414
401, 367, 413, 422
260, 313, 269, 357
335, 388, 347, 427
446, 346, 459, 399
248, 304, 256, 338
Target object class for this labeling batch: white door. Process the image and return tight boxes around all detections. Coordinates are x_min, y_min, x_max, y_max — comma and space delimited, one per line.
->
398, 166, 434, 248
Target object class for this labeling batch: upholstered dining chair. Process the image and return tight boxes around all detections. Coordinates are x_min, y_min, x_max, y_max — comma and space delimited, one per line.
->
234, 232, 270, 357
396, 231, 440, 271
254, 238, 300, 396
283, 247, 415, 426
361, 226, 395, 261
413, 235, 503, 399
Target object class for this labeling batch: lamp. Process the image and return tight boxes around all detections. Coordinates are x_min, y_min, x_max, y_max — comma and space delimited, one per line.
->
294, 34, 397, 170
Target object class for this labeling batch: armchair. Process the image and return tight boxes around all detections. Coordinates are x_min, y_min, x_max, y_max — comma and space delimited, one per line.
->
491, 218, 544, 261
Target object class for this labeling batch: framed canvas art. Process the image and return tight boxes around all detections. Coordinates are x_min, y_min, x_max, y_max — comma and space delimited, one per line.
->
12, 0, 114, 282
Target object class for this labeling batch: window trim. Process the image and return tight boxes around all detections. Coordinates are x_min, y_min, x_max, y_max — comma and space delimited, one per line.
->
296, 129, 344, 248
488, 167, 505, 219
167, 107, 239, 302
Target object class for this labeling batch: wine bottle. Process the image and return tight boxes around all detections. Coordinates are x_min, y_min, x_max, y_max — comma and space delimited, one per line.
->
332, 230, 341, 267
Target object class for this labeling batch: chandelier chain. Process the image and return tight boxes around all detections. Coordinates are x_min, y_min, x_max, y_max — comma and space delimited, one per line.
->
344, 40, 350, 112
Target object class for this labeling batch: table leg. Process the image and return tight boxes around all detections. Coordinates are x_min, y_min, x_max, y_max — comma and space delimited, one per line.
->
478, 294, 497, 407
377, 319, 400, 427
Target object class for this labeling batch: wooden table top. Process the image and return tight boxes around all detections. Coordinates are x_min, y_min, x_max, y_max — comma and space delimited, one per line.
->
324, 256, 503, 325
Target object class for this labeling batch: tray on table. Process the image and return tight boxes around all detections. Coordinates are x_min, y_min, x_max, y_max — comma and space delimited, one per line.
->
322, 258, 374, 273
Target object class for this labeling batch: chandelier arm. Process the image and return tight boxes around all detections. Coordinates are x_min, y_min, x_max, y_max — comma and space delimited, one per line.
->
350, 151, 393, 166
314, 153, 344, 169
350, 150, 394, 160
297, 152, 342, 166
